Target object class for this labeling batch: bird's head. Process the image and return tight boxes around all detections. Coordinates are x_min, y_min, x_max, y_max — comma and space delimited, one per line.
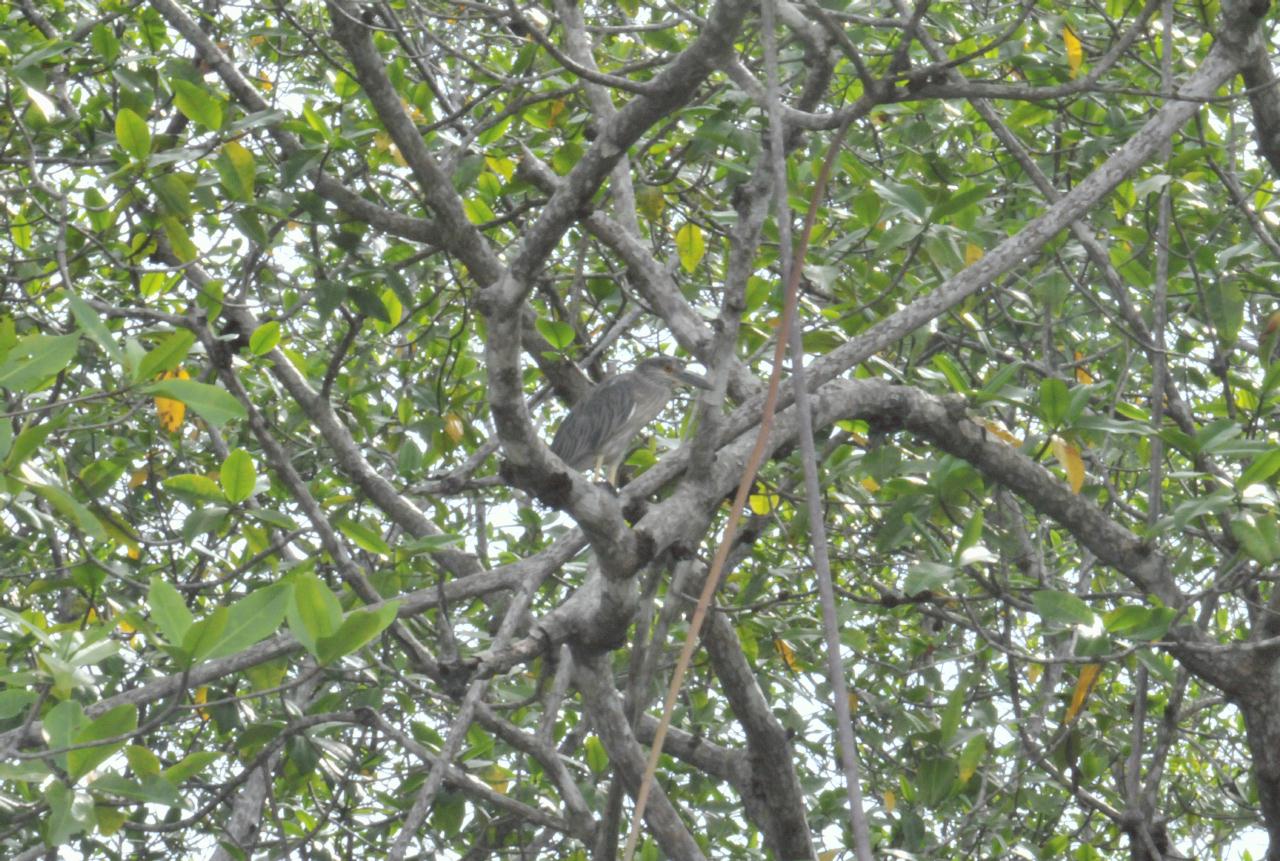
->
633, 356, 712, 391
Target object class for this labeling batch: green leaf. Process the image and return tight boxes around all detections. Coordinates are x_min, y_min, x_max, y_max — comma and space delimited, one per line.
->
171, 78, 223, 129
160, 217, 199, 263
871, 179, 929, 220
90, 24, 120, 64
143, 379, 246, 428
534, 318, 575, 351
933, 183, 993, 219
134, 329, 196, 383
125, 744, 161, 778
930, 353, 970, 394
317, 601, 400, 664
216, 140, 256, 202
1238, 449, 1280, 490
957, 734, 986, 784
115, 108, 151, 160
162, 473, 225, 502
903, 561, 955, 595
220, 448, 256, 503
0, 689, 37, 720
675, 222, 705, 272
1102, 605, 1177, 640
182, 505, 229, 542
198, 582, 291, 660
289, 573, 344, 654
89, 773, 181, 807
83, 187, 115, 232
97, 805, 128, 836
585, 736, 609, 773
149, 577, 193, 645
150, 174, 193, 220
45, 780, 94, 845
248, 320, 280, 355
43, 700, 87, 769
245, 508, 298, 529
4, 418, 60, 469
1031, 590, 1096, 627
66, 293, 121, 363
68, 704, 138, 781
1205, 279, 1244, 344
1231, 514, 1280, 564
1038, 377, 1070, 426
917, 756, 958, 808
401, 533, 465, 555
183, 606, 230, 662
338, 518, 391, 556
27, 482, 106, 541
939, 676, 968, 745
0, 333, 80, 391
162, 750, 222, 784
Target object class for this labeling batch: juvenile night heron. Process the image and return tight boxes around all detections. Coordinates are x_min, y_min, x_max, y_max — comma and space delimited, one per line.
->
551, 356, 711, 484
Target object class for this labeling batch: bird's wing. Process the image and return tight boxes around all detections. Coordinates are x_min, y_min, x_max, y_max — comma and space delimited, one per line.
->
550, 377, 637, 469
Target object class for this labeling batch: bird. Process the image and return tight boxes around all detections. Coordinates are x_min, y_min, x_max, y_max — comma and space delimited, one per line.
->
550, 356, 711, 484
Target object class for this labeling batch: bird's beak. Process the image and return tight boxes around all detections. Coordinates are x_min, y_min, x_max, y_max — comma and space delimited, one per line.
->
676, 368, 712, 390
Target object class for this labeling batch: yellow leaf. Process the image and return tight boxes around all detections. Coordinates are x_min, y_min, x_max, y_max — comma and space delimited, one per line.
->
964, 243, 983, 266
155, 368, 190, 432
485, 155, 515, 182
1073, 350, 1094, 385
372, 132, 406, 167
749, 483, 779, 515
859, 476, 880, 493
96, 806, 127, 836
1050, 435, 1086, 493
129, 467, 149, 488
979, 418, 1021, 446
819, 851, 839, 861
484, 764, 511, 795
773, 638, 800, 672
1063, 26, 1083, 78
117, 617, 137, 635
848, 691, 859, 713
1063, 663, 1101, 724
194, 685, 211, 720
444, 412, 465, 444
548, 99, 566, 126
1027, 663, 1043, 683
636, 186, 666, 221
675, 222, 706, 273
883, 789, 896, 812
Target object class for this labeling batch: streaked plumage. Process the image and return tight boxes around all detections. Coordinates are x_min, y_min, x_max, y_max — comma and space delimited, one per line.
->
551, 356, 710, 483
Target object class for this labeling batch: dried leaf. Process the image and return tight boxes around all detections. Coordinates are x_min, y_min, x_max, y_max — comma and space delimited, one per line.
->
1063, 26, 1083, 78
1064, 663, 1101, 724
154, 368, 190, 432
1051, 435, 1086, 493
773, 638, 799, 672
1073, 350, 1094, 385
980, 418, 1021, 446
444, 412, 466, 444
